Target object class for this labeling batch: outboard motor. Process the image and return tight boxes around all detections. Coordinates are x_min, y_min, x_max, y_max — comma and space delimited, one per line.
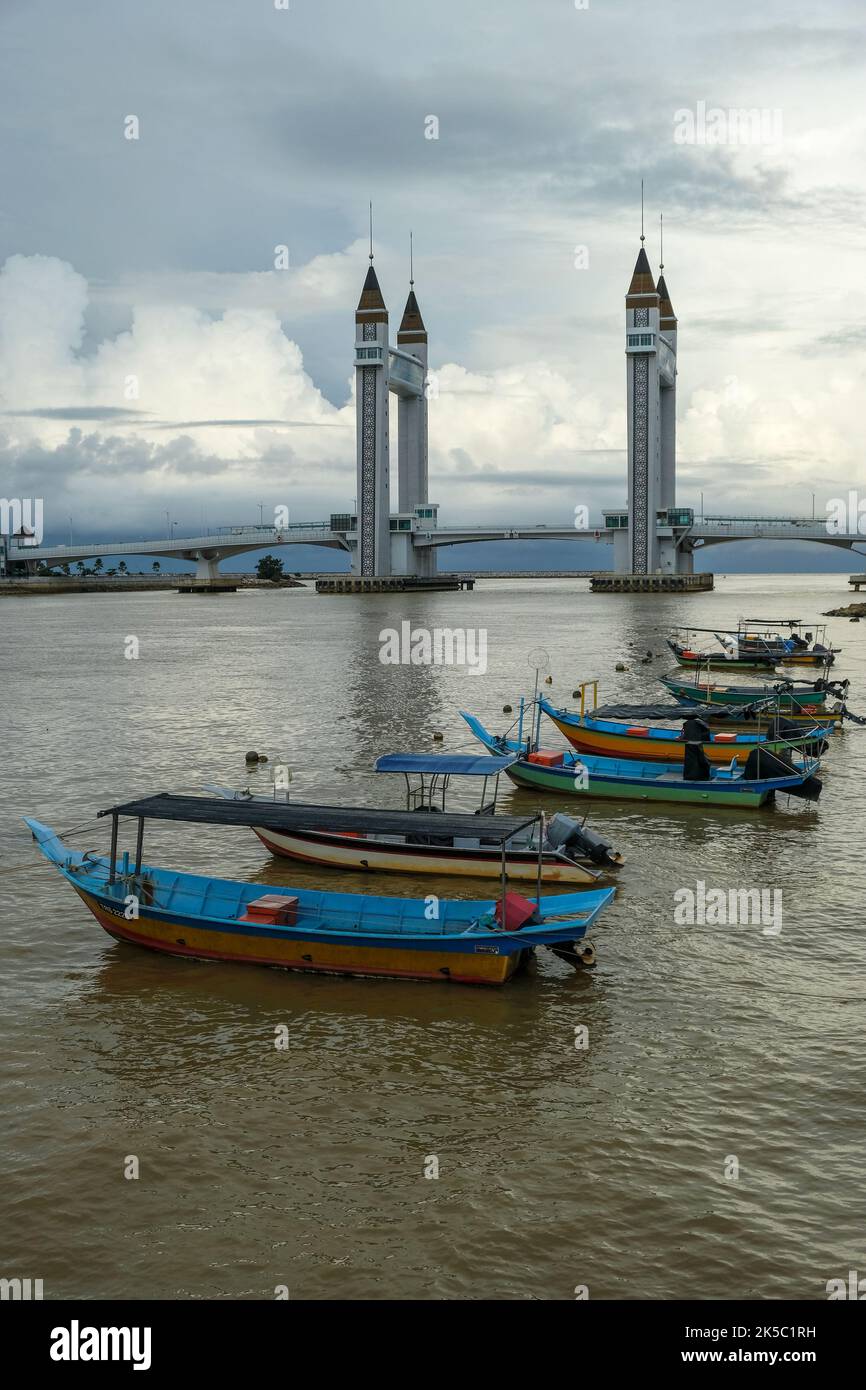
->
545, 813, 617, 864
682, 715, 712, 781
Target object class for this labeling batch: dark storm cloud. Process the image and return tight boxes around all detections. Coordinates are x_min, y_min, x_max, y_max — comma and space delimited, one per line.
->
808, 326, 866, 353
1, 407, 150, 421
141, 419, 342, 430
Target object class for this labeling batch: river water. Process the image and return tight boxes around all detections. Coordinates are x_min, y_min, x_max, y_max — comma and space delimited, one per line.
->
1, 574, 863, 1300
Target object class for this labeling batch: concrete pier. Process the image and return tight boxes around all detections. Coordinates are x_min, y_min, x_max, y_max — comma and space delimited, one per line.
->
316, 574, 473, 595
590, 572, 713, 594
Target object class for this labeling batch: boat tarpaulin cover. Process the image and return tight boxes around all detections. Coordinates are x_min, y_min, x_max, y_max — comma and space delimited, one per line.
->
592, 702, 770, 722
97, 794, 540, 844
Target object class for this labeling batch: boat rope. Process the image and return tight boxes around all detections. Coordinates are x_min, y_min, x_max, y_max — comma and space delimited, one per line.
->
0, 817, 107, 874
0, 859, 59, 876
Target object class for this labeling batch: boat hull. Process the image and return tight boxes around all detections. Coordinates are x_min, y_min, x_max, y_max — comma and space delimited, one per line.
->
251, 824, 599, 883
737, 645, 838, 668
505, 760, 772, 807
77, 885, 526, 985
661, 676, 830, 713
672, 653, 778, 671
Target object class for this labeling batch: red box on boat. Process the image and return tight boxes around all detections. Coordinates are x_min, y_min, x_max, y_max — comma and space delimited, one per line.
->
494, 892, 540, 932
527, 750, 563, 766
239, 894, 298, 926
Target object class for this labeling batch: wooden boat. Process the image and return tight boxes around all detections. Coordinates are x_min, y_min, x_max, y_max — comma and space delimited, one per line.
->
461, 713, 823, 809
668, 620, 839, 671
25, 805, 616, 986
733, 618, 839, 668
537, 695, 832, 765
661, 675, 848, 723
204, 751, 623, 883
666, 637, 778, 671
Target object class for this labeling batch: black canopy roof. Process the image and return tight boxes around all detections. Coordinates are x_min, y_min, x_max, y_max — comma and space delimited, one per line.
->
97, 793, 540, 843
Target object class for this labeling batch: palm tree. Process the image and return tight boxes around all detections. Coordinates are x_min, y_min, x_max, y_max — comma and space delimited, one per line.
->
93, 558, 103, 574
152, 561, 161, 574
118, 560, 127, 576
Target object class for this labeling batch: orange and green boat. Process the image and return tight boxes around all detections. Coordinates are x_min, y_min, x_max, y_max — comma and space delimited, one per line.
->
537, 694, 832, 765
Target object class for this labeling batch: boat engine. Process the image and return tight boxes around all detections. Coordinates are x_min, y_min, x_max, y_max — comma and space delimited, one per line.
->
545, 813, 617, 864
548, 940, 597, 969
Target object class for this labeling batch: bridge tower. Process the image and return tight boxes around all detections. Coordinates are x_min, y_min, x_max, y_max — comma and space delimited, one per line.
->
624, 244, 662, 573
354, 260, 391, 576
612, 235, 687, 579
657, 260, 677, 510
396, 283, 428, 513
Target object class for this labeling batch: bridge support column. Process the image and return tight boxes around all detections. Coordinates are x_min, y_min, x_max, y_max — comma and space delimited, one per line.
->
194, 552, 222, 582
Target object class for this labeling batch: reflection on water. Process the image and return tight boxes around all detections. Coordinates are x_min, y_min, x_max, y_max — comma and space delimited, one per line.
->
0, 576, 863, 1299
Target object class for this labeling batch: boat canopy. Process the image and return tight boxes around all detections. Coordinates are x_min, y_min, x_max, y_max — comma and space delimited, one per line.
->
96, 793, 539, 844
374, 753, 517, 776
740, 618, 803, 626
592, 701, 774, 722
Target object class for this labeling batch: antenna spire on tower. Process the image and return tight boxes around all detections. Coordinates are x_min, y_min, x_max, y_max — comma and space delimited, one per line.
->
640, 179, 645, 244
659, 211, 664, 271
369, 201, 374, 262
409, 230, 414, 287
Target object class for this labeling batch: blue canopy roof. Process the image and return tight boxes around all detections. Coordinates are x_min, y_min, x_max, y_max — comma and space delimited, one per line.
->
374, 753, 517, 776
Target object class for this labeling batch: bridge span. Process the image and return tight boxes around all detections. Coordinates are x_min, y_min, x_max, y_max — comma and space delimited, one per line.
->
4, 513, 864, 583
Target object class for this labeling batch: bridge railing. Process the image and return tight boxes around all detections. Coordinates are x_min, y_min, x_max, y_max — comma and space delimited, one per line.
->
7, 523, 338, 558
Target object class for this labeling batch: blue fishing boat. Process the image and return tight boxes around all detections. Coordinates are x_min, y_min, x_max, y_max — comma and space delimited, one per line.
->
25, 799, 616, 985
460, 711, 823, 808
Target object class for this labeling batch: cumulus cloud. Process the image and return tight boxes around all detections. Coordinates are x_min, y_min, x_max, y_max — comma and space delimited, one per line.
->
1, 243, 865, 540
0, 251, 628, 532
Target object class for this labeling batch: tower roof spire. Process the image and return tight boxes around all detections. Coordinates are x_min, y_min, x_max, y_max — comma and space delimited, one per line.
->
656, 213, 677, 329
626, 181, 658, 306
626, 245, 657, 303
398, 230, 427, 342
356, 205, 387, 322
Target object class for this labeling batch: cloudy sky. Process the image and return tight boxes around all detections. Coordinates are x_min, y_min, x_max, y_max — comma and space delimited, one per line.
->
1, 0, 864, 550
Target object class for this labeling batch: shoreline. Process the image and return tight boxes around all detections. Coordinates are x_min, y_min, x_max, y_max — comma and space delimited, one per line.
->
0, 576, 307, 597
